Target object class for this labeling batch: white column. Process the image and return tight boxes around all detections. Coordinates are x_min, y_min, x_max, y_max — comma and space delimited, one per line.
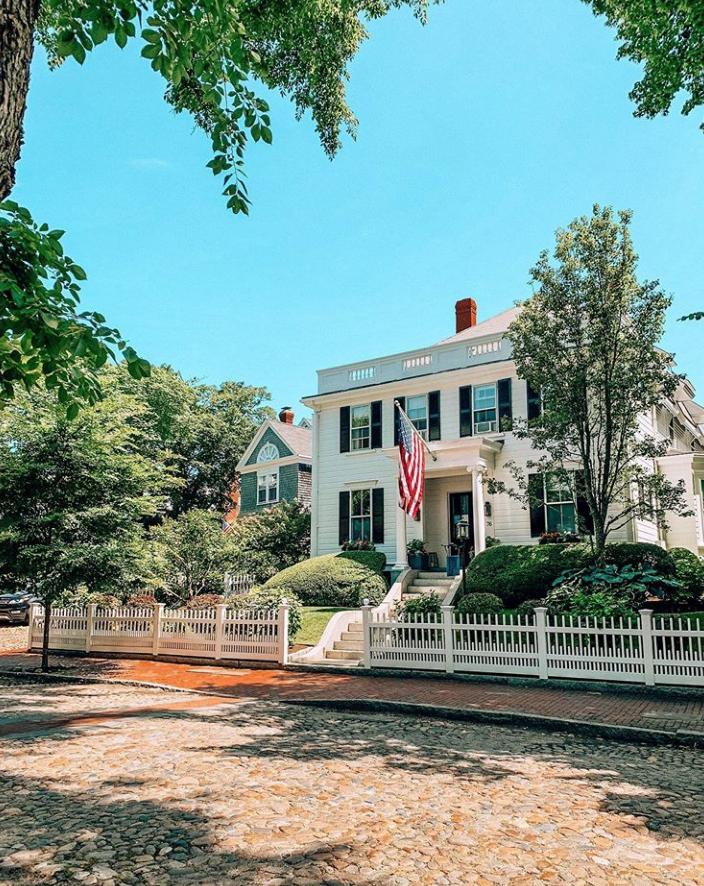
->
394, 504, 409, 570
472, 462, 487, 555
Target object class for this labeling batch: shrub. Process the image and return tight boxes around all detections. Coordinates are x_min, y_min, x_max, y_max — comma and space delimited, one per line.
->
228, 587, 302, 639
547, 563, 681, 616
264, 554, 387, 607
548, 587, 637, 620
127, 594, 158, 608
516, 598, 546, 618
407, 539, 428, 556
338, 550, 387, 575
184, 594, 226, 610
667, 548, 704, 610
88, 593, 123, 609
465, 543, 592, 607
398, 593, 442, 620
455, 593, 504, 615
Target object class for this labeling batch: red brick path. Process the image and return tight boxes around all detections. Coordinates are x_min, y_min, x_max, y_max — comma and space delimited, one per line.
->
2, 650, 704, 738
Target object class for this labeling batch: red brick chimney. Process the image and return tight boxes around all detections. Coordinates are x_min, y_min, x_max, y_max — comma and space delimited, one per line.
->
455, 298, 477, 334
279, 407, 294, 424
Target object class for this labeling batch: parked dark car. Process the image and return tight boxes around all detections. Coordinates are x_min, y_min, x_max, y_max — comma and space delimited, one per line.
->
0, 593, 39, 625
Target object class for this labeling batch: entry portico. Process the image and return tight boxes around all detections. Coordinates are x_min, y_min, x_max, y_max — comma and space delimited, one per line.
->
385, 436, 504, 571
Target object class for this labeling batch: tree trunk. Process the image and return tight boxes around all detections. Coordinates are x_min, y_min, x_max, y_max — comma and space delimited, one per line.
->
0, 0, 40, 202
41, 596, 51, 671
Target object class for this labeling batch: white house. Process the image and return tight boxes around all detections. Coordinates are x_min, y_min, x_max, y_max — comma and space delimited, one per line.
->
302, 299, 704, 572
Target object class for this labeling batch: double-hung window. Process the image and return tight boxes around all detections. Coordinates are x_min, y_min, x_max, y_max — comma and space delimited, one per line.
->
406, 395, 428, 438
257, 471, 278, 505
350, 489, 371, 542
351, 405, 371, 451
473, 384, 497, 434
544, 473, 576, 533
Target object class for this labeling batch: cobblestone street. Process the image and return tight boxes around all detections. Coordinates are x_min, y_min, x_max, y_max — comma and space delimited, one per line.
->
1, 678, 703, 886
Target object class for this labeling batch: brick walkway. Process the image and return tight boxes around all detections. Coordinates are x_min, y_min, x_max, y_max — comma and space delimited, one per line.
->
2, 649, 704, 740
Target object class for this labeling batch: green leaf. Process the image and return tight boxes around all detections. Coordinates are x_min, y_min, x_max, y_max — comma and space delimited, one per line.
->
41, 314, 60, 330
66, 402, 80, 420
70, 264, 87, 281
141, 43, 160, 59
115, 26, 127, 48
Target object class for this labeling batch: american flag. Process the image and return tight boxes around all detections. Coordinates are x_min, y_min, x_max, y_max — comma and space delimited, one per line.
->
222, 518, 234, 535
396, 402, 425, 519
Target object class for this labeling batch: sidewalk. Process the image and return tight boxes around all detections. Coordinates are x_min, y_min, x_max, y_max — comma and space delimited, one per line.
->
2, 649, 704, 745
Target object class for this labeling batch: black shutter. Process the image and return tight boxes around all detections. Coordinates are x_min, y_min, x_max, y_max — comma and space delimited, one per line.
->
497, 378, 512, 431
394, 396, 405, 445
528, 473, 546, 537
574, 470, 594, 534
428, 391, 441, 442
340, 406, 350, 453
371, 401, 383, 449
339, 490, 350, 546
372, 488, 385, 544
459, 385, 473, 437
527, 382, 542, 424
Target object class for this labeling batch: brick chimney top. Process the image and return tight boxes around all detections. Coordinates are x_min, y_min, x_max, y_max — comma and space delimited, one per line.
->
455, 298, 477, 334
279, 407, 294, 424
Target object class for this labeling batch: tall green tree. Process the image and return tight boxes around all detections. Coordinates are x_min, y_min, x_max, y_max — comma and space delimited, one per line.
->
0, 0, 437, 407
0, 384, 172, 669
488, 205, 692, 560
108, 364, 273, 515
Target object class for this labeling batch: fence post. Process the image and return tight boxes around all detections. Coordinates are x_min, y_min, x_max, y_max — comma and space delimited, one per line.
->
214, 604, 227, 661
85, 604, 97, 654
27, 603, 41, 651
535, 607, 549, 680
639, 609, 655, 686
152, 604, 164, 657
361, 599, 373, 669
279, 599, 289, 665
442, 605, 455, 674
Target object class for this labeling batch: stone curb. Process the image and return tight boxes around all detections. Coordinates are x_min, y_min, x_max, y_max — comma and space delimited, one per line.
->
2, 667, 704, 749
284, 697, 704, 749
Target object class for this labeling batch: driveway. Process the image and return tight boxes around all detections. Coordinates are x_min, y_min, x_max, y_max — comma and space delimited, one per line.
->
0, 677, 703, 886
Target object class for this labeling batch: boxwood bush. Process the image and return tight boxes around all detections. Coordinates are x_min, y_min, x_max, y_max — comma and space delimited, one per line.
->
338, 550, 387, 575
263, 554, 387, 607
455, 593, 504, 615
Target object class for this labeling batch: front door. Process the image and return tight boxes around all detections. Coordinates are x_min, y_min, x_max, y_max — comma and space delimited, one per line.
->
449, 492, 474, 566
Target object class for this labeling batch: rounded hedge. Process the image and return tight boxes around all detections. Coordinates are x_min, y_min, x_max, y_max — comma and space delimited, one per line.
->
603, 542, 674, 575
465, 543, 592, 608
263, 554, 387, 607
667, 548, 704, 610
338, 550, 387, 575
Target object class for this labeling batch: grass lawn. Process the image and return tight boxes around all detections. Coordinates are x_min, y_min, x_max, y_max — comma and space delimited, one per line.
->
295, 607, 347, 645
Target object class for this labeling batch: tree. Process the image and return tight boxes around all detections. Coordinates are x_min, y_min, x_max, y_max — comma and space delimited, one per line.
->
487, 205, 692, 561
147, 509, 237, 604
585, 1, 704, 132
1, 1, 436, 406
228, 500, 311, 583
0, 384, 171, 669
108, 364, 273, 515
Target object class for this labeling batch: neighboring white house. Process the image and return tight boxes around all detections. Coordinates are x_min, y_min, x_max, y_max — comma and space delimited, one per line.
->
302, 298, 704, 571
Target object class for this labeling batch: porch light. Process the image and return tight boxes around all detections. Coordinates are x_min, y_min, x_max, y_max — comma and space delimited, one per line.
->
455, 520, 471, 541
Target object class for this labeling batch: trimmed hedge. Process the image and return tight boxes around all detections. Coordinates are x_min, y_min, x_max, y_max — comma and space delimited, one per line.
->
465, 543, 592, 608
667, 548, 704, 610
263, 554, 387, 607
602, 542, 674, 575
455, 593, 504, 615
338, 550, 387, 575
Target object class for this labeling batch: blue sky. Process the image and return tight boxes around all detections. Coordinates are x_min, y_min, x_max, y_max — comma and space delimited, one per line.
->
16, 0, 704, 416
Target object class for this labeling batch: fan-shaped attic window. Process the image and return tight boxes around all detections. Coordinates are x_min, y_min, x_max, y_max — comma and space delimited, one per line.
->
257, 442, 280, 463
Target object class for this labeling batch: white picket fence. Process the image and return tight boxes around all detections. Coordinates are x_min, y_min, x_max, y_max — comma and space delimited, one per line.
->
224, 573, 257, 596
27, 602, 289, 664
362, 606, 704, 687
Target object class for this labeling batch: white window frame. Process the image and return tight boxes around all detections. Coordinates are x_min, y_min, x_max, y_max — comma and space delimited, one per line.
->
350, 404, 372, 451
257, 469, 279, 505
473, 383, 497, 434
350, 488, 372, 542
543, 473, 576, 534
406, 395, 428, 440
257, 442, 280, 463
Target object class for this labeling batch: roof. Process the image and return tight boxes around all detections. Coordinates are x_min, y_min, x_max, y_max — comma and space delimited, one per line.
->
272, 421, 312, 459
436, 304, 522, 345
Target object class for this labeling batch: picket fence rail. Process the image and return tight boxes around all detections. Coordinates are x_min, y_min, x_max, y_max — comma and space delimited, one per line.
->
224, 573, 257, 596
362, 605, 704, 687
27, 602, 289, 664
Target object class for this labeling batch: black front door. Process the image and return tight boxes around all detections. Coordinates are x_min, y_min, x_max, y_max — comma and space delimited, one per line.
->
449, 492, 474, 566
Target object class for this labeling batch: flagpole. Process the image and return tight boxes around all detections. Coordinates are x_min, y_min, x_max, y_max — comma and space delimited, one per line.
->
394, 400, 438, 462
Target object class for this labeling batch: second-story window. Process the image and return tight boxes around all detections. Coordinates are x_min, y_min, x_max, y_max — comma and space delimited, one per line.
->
406, 395, 428, 438
351, 405, 371, 450
473, 384, 497, 433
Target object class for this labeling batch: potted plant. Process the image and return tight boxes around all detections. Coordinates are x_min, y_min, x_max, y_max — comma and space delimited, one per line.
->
407, 539, 428, 570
